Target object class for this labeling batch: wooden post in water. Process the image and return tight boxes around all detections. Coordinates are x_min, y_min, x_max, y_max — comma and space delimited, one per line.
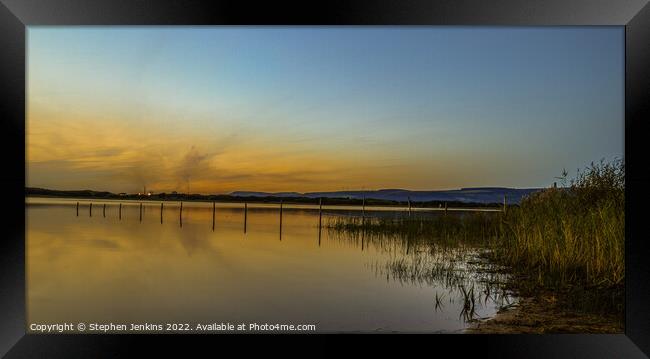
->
212, 201, 216, 231
160, 202, 163, 224
139, 203, 142, 222
503, 194, 507, 214
279, 201, 283, 240
244, 203, 248, 233
89, 202, 92, 217
444, 202, 448, 215
179, 201, 183, 227
362, 196, 366, 218
76, 202, 79, 217
103, 203, 106, 218
119, 203, 122, 220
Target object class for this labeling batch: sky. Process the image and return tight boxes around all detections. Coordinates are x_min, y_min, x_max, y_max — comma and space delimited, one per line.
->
26, 27, 624, 194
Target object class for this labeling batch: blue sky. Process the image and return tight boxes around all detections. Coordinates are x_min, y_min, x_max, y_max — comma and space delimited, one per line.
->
27, 27, 624, 193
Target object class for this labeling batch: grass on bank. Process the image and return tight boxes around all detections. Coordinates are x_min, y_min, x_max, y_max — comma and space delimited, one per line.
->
327, 159, 625, 316
494, 159, 624, 314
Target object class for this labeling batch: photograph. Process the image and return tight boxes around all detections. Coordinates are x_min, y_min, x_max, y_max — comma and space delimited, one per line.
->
24, 26, 625, 334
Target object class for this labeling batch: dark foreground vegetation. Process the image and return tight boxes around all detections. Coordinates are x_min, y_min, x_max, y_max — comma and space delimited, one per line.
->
494, 159, 624, 317
328, 159, 625, 330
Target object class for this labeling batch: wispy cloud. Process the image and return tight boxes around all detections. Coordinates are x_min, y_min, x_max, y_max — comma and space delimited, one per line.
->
26, 103, 411, 193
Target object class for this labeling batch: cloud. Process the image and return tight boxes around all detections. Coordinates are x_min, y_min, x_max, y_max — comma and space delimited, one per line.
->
27, 102, 431, 193
174, 145, 211, 193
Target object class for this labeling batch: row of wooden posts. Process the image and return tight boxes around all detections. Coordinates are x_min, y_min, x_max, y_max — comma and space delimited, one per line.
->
75, 199, 318, 242
76, 200, 211, 229
75, 195, 508, 233
76, 197, 398, 221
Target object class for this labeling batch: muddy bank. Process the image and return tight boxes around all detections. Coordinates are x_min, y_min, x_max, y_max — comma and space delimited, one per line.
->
466, 294, 623, 334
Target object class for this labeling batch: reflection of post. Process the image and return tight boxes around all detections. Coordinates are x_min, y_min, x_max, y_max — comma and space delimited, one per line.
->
119, 203, 122, 220
318, 198, 323, 229
139, 203, 142, 222
361, 226, 366, 252
160, 202, 163, 224
408, 197, 411, 217
318, 198, 322, 247
76, 202, 79, 217
103, 203, 106, 218
361, 199, 365, 252
179, 201, 183, 227
212, 201, 216, 231
279, 201, 283, 240
89, 203, 92, 217
244, 203, 248, 233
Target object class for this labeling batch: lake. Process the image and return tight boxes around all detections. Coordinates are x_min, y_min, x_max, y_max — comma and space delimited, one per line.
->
26, 197, 512, 333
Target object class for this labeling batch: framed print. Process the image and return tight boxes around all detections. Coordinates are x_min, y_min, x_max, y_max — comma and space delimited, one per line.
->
1, 0, 649, 357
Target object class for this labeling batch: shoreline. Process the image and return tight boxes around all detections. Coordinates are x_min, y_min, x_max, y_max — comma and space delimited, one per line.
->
466, 294, 623, 334
466, 252, 623, 334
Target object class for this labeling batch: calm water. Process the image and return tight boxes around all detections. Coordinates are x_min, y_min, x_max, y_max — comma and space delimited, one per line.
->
26, 197, 511, 333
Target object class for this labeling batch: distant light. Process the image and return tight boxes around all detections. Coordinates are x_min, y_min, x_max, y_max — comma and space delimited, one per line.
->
147, 192, 152, 196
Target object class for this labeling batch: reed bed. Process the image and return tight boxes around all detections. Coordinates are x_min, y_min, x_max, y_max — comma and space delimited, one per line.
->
327, 159, 625, 315
366, 242, 514, 322
493, 159, 624, 313
327, 211, 499, 246
328, 215, 513, 322
495, 160, 624, 289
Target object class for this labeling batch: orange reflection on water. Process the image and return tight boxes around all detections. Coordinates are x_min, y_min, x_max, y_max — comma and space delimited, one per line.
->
26, 197, 500, 332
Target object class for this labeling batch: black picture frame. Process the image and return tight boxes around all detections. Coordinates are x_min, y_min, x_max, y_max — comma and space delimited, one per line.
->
1, 0, 649, 357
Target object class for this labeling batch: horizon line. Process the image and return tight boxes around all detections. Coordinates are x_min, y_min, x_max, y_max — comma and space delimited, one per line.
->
25, 185, 548, 196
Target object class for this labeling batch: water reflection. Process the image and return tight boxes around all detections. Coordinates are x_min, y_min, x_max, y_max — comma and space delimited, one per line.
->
327, 227, 515, 323
26, 197, 512, 332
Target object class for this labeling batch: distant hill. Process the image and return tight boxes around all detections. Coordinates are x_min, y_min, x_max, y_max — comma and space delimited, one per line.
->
27, 186, 543, 206
226, 191, 304, 198
231, 187, 543, 205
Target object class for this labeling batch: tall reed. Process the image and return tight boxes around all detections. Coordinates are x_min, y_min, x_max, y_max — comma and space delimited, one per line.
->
327, 159, 625, 314
492, 159, 624, 312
